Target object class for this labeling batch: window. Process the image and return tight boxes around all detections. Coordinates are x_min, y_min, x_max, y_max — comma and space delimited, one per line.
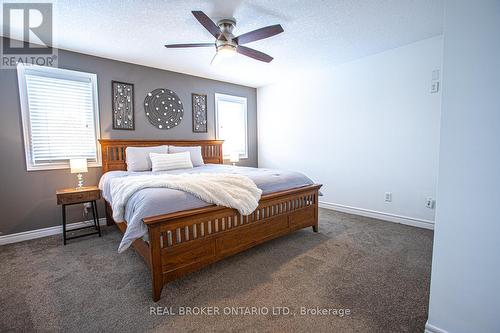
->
17, 64, 100, 171
215, 93, 248, 159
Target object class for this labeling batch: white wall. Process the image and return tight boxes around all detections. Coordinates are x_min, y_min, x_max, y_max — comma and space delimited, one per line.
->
258, 36, 443, 226
426, 1, 500, 332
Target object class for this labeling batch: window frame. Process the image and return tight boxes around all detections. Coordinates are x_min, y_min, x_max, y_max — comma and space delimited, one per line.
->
214, 93, 248, 160
17, 63, 101, 171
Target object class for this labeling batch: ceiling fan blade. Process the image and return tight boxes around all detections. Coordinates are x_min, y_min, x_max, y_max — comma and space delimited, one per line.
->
236, 45, 273, 63
191, 11, 226, 41
234, 24, 284, 45
165, 43, 214, 48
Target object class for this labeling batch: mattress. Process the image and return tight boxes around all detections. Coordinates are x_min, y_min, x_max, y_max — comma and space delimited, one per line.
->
99, 164, 315, 252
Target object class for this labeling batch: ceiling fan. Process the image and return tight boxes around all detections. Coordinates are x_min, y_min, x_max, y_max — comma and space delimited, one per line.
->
165, 11, 284, 64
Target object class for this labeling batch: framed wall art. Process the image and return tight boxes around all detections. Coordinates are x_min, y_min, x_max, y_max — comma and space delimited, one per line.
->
144, 88, 184, 129
192, 93, 207, 133
112, 81, 134, 130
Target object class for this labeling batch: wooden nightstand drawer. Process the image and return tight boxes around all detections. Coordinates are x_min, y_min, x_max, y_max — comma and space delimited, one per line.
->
56, 186, 101, 205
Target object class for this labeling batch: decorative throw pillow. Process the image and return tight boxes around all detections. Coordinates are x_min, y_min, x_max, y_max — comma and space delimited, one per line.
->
149, 151, 194, 172
125, 145, 169, 171
168, 146, 205, 167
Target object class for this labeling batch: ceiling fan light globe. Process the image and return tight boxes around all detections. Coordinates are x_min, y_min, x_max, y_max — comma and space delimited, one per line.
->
217, 45, 236, 58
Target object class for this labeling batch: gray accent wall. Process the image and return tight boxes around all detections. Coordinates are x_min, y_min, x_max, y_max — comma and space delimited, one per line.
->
0, 37, 257, 236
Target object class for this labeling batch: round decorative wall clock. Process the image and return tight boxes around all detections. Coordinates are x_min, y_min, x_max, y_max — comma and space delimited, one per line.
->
144, 88, 184, 129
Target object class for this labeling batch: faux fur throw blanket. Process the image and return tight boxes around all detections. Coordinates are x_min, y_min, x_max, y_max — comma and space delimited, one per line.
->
110, 173, 262, 222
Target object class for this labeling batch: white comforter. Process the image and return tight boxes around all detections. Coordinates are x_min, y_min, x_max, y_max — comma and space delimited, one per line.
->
110, 173, 262, 250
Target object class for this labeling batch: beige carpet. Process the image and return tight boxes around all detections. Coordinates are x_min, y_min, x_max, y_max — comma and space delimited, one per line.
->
0, 208, 433, 332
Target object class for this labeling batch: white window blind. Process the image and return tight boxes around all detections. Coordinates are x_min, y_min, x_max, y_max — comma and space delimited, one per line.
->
17, 64, 100, 170
215, 93, 248, 159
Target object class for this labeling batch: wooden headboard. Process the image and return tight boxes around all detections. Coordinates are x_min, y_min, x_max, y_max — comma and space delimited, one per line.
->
99, 139, 224, 173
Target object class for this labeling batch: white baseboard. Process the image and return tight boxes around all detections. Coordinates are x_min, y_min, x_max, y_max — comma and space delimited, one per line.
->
319, 201, 434, 230
2, 202, 433, 245
0, 218, 107, 246
425, 322, 449, 333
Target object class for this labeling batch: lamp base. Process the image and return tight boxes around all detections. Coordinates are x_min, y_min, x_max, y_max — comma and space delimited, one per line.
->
76, 173, 84, 189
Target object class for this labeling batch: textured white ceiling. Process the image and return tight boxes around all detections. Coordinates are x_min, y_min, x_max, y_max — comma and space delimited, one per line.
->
1, 0, 444, 87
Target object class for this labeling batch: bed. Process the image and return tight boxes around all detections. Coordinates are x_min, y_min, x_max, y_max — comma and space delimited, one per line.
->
99, 139, 322, 301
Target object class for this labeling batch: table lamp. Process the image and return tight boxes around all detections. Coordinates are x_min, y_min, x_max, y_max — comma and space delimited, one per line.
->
229, 151, 240, 166
70, 158, 88, 189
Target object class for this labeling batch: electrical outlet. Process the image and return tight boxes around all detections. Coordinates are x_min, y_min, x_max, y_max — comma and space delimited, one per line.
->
83, 202, 92, 215
385, 192, 392, 202
425, 197, 435, 209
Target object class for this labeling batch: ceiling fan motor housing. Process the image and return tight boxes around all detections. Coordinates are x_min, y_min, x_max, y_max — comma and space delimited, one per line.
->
217, 18, 236, 33
216, 18, 237, 52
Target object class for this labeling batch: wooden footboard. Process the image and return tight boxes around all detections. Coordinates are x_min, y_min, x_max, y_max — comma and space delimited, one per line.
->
106, 184, 321, 302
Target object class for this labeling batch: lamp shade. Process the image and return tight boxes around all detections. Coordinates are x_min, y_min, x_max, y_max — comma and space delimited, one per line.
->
70, 158, 88, 174
229, 151, 240, 163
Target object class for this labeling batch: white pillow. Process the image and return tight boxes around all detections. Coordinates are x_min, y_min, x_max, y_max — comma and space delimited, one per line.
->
150, 152, 193, 172
125, 145, 169, 171
169, 146, 205, 167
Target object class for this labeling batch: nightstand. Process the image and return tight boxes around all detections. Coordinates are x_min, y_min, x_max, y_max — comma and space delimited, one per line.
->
56, 186, 102, 245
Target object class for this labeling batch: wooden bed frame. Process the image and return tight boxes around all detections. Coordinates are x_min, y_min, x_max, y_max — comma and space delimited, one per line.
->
99, 139, 322, 301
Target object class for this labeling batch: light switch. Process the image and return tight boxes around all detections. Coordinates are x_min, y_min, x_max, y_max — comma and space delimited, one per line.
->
431, 81, 440, 93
